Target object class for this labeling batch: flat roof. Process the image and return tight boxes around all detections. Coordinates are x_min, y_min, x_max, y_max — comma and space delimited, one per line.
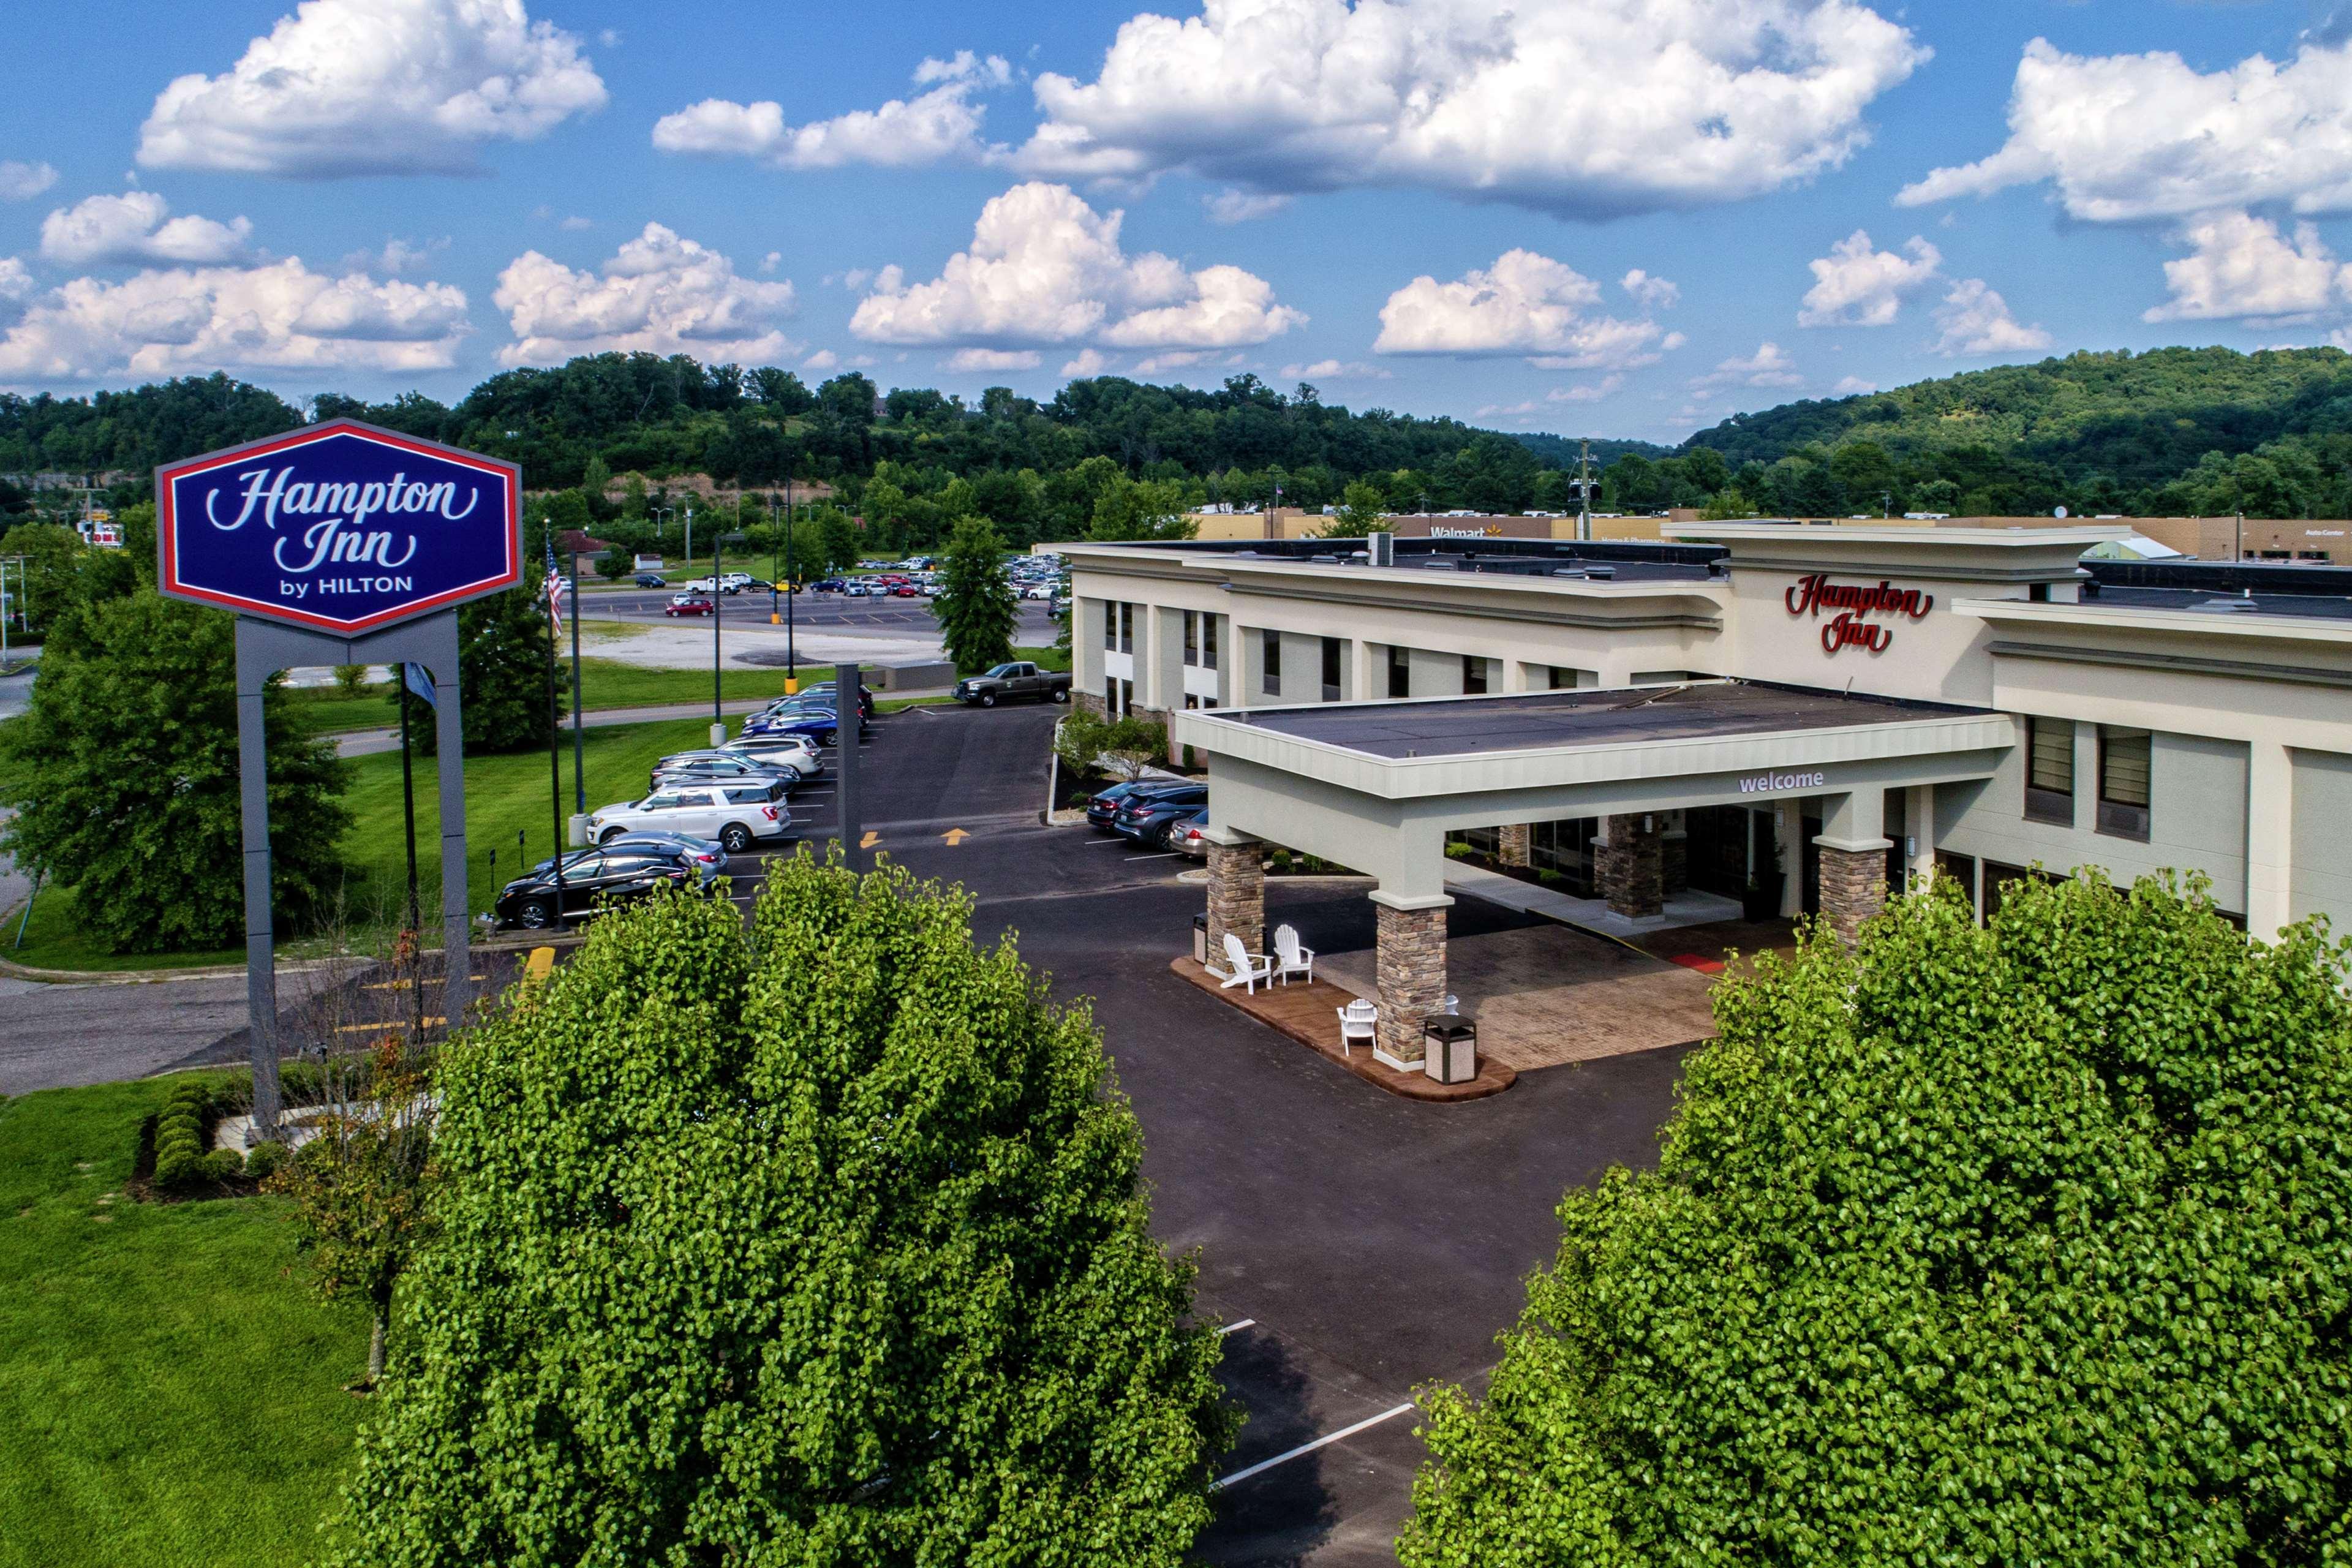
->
2086, 584, 2352, 622
1230, 680, 1985, 761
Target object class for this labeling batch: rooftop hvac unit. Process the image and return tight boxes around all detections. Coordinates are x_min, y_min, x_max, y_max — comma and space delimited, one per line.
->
1585, 565, 1616, 579
1368, 530, 1395, 567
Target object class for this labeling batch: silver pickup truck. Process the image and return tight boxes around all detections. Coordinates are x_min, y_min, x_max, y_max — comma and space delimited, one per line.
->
953, 661, 1073, 707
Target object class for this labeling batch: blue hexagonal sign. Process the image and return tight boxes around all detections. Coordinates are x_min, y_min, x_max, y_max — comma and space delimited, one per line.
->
157, 419, 521, 635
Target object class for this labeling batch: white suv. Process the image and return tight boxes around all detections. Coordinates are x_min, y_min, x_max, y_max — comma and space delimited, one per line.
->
725, 736, 821, 777
589, 782, 792, 854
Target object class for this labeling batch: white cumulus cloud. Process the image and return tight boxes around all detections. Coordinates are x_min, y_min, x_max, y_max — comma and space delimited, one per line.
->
850, 181, 1303, 353
0, 258, 470, 382
1205, 189, 1293, 224
1015, 0, 1925, 218
1550, 374, 1626, 402
494, 222, 797, 366
1061, 347, 1113, 377
1692, 342, 1802, 388
946, 347, 1041, 371
0, 160, 58, 201
2144, 210, 2352, 323
1278, 358, 1392, 380
1833, 374, 1877, 395
0, 257, 35, 304
654, 52, 1009, 169
1620, 270, 1679, 309
39, 192, 254, 266
1374, 249, 1669, 369
1798, 229, 1940, 327
1931, 279, 2050, 356
138, 0, 607, 177
1898, 37, 2352, 222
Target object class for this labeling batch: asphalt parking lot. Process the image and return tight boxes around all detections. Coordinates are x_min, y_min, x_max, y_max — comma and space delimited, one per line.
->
581, 583, 1063, 646
7, 694, 1692, 1565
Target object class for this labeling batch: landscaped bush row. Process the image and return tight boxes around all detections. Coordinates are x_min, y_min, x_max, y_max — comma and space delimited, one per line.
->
150, 1079, 235, 1189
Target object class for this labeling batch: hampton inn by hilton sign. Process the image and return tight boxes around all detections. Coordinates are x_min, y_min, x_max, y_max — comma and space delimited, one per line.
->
1784, 573, 1934, 655
157, 421, 521, 635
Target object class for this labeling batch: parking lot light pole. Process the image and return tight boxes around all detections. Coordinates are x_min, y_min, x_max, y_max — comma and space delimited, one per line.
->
567, 548, 586, 831
785, 491, 798, 693
711, 524, 725, 748
836, 661, 861, 871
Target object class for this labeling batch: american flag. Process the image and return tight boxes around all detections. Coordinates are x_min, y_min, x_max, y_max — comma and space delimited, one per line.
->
542, 538, 564, 635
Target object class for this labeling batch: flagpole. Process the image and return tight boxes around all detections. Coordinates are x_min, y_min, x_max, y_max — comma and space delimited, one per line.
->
543, 543, 567, 921
567, 548, 585, 823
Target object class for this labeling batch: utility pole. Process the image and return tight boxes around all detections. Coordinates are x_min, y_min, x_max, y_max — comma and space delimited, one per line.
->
711, 522, 725, 747
1577, 439, 1592, 543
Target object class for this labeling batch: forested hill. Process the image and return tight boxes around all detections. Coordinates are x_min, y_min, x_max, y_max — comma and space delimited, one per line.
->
0, 362, 1589, 521
1672, 346, 2352, 518
4, 345, 2350, 536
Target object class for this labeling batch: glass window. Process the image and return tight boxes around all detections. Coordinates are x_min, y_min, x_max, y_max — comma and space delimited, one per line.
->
1262, 629, 1281, 693
1102, 601, 1116, 650
1387, 646, 1410, 699
1547, 666, 1574, 690
1119, 603, 1134, 652
642, 794, 683, 811
1463, 655, 1488, 695
2024, 715, 2074, 824
1182, 611, 1199, 666
1202, 616, 1218, 668
2097, 726, 2151, 840
1321, 636, 1342, 701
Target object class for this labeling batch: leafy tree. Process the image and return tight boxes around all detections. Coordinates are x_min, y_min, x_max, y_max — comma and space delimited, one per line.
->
935, 516, 1019, 674
396, 586, 565, 755
0, 521, 84, 638
332, 663, 371, 697
1088, 477, 1196, 541
1319, 479, 1390, 538
331, 858, 1232, 1566
0, 588, 350, 952
1403, 873, 2352, 1567
270, 1030, 439, 1388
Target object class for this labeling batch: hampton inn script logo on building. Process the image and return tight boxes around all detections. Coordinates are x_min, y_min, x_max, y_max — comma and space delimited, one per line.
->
1784, 573, 1933, 654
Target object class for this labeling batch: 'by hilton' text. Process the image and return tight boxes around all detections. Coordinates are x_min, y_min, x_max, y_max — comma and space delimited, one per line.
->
1784, 573, 1934, 654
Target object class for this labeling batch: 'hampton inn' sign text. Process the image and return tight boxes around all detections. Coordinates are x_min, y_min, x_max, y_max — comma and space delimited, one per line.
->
157, 420, 521, 635
1784, 573, 1933, 655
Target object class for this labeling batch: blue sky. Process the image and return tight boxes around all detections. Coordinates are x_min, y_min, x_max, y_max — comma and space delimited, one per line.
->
0, 0, 2334, 441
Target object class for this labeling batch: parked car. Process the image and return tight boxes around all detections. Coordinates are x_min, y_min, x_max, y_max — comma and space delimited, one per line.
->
665, 594, 715, 617
592, 829, 728, 876
720, 572, 753, 590
1167, 808, 1212, 858
493, 845, 706, 930
681, 576, 719, 594
1114, 784, 1210, 845
810, 578, 846, 593
634, 572, 667, 587
955, 662, 1072, 707
587, 780, 793, 854
790, 679, 875, 720
1021, 584, 1056, 600
919, 582, 945, 598
844, 581, 876, 597
1085, 777, 1197, 832
647, 750, 802, 796
723, 735, 822, 776
889, 585, 920, 598
742, 705, 869, 748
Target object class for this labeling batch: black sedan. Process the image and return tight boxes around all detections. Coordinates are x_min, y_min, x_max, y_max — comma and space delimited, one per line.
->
633, 572, 667, 587
1113, 784, 1210, 845
493, 846, 708, 930
1085, 777, 1197, 832
592, 829, 728, 876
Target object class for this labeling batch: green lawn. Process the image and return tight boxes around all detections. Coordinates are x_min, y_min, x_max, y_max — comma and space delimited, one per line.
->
4, 890, 244, 974
283, 658, 862, 738
0, 1077, 368, 1568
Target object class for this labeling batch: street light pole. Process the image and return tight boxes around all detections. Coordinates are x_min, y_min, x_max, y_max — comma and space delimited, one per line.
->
785, 483, 798, 693
710, 518, 725, 747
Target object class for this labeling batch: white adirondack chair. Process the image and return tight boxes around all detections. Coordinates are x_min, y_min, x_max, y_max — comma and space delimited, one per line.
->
1220, 931, 1276, 993
1335, 998, 1376, 1056
1272, 924, 1315, 986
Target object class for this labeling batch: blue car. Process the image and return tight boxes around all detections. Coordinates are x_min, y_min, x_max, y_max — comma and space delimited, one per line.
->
741, 705, 869, 747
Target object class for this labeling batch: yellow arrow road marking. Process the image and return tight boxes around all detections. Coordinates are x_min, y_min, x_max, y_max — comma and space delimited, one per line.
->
860, 831, 881, 849
943, 827, 970, 845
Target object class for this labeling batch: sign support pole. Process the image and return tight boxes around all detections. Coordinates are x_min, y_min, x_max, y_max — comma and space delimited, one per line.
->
835, 661, 861, 871
233, 619, 283, 1140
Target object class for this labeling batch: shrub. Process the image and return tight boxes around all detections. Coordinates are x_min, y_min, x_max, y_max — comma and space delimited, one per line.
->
243, 1140, 288, 1181
202, 1147, 244, 1181
331, 856, 1231, 1565
150, 1079, 213, 1191
1402, 873, 2352, 1566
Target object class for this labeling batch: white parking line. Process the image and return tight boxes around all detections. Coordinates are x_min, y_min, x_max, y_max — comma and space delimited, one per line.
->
1087, 837, 1127, 845
1127, 851, 1180, 861
1208, 1403, 1417, 1493
1218, 1319, 1256, 1336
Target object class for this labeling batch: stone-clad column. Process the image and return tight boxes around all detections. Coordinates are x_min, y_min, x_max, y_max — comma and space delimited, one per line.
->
1498, 823, 1532, 868
1817, 845, 1886, 949
1371, 892, 1450, 1068
1204, 831, 1264, 972
1596, 813, 1664, 920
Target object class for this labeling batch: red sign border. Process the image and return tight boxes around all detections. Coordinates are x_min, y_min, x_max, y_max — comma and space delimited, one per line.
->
156, 418, 522, 636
